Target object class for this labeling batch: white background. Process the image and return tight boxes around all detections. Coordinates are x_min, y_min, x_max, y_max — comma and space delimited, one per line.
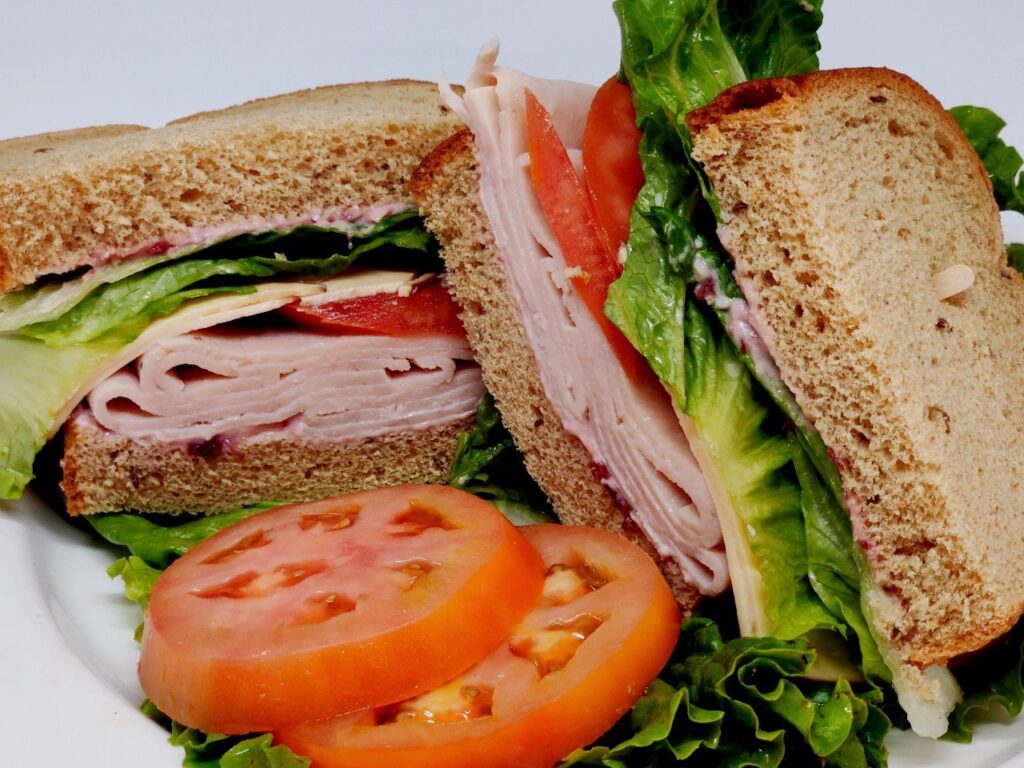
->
0, 1, 1023, 766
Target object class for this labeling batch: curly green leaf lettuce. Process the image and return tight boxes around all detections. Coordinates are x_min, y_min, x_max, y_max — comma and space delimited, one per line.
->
142, 702, 310, 768
564, 617, 890, 768
88, 503, 280, 568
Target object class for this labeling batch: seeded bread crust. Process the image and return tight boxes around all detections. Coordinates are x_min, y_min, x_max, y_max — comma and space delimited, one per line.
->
62, 415, 471, 516
688, 68, 1024, 666
0, 80, 462, 293
410, 130, 700, 612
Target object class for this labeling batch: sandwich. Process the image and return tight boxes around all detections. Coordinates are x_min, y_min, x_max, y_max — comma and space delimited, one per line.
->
410, 1, 1024, 743
0, 80, 485, 516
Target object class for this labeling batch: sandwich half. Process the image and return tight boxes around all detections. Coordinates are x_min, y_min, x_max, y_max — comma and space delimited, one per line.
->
411, 46, 727, 612
411, 39, 1024, 738
686, 67, 1024, 727
0, 80, 485, 515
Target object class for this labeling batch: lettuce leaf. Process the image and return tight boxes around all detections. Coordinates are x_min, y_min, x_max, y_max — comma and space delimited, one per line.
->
616, 0, 745, 125
683, 299, 837, 640
106, 555, 162, 641
950, 105, 1024, 214
87, 503, 280, 568
1009, 243, 1024, 274
0, 334, 115, 499
719, 0, 823, 80
142, 702, 310, 768
563, 616, 890, 768
794, 450, 888, 683
18, 211, 432, 347
448, 395, 555, 525
945, 619, 1024, 743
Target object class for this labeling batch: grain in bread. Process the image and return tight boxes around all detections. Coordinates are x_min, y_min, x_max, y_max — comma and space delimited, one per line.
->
688, 67, 1024, 666
62, 413, 470, 516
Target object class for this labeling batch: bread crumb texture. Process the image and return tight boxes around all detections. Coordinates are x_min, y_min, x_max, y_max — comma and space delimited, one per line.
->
411, 130, 700, 613
62, 415, 470, 516
689, 68, 1024, 666
0, 81, 462, 292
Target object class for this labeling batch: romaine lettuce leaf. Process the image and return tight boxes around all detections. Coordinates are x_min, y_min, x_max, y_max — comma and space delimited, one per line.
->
609, 0, 890, 728
794, 450, 888, 683
683, 299, 837, 640
563, 616, 890, 768
604, 116, 694, 401
0, 334, 115, 499
719, 0, 823, 80
616, 0, 746, 125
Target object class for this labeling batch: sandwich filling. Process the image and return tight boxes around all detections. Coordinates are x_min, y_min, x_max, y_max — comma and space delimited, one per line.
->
441, 44, 728, 595
82, 323, 481, 446
0, 209, 483, 502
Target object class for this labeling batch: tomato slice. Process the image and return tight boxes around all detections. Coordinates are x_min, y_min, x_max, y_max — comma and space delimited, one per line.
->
279, 278, 466, 338
276, 525, 681, 768
139, 485, 544, 734
582, 77, 644, 252
524, 89, 644, 381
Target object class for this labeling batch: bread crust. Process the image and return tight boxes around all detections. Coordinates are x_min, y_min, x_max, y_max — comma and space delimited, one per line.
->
62, 414, 471, 516
0, 80, 462, 292
411, 130, 700, 612
688, 67, 1024, 665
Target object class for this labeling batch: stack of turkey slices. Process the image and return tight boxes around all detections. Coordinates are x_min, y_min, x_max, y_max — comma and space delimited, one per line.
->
0, 81, 484, 514
411, 57, 726, 611
413, 55, 1024, 737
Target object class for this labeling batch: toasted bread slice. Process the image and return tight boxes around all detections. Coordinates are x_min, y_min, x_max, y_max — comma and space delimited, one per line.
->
687, 67, 1024, 666
411, 130, 700, 611
0, 81, 461, 293
62, 412, 471, 516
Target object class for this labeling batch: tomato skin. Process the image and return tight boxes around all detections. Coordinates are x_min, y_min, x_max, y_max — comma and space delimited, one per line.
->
279, 278, 466, 338
276, 525, 681, 768
139, 485, 544, 734
524, 89, 645, 381
582, 77, 644, 252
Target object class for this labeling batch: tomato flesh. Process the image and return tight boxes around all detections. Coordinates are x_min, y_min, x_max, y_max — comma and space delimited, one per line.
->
582, 77, 644, 252
279, 278, 466, 338
139, 485, 544, 734
524, 89, 644, 381
276, 524, 681, 768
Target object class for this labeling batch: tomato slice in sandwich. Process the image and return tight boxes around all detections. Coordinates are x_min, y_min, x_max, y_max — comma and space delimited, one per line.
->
139, 485, 544, 734
276, 524, 681, 768
524, 90, 645, 381
582, 76, 645, 252
279, 278, 466, 337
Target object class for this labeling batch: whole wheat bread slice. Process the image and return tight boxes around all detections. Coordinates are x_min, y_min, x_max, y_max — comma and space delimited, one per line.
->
0, 80, 461, 293
687, 68, 1024, 667
410, 130, 700, 612
62, 414, 471, 516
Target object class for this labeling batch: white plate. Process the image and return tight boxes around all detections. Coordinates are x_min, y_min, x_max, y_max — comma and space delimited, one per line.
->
0, 1, 1022, 765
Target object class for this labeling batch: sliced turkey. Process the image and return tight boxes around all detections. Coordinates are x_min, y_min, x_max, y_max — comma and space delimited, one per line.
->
441, 44, 728, 594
